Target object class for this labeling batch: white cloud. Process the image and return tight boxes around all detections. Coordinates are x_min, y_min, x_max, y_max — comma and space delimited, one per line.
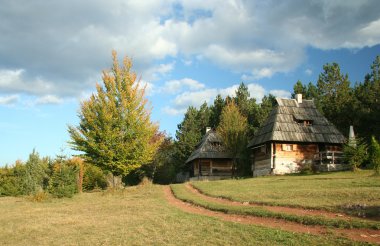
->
305, 69, 313, 76
0, 0, 380, 100
35, 95, 63, 105
162, 106, 186, 116
269, 90, 291, 99
0, 94, 19, 105
143, 62, 175, 81
162, 78, 205, 94
248, 84, 266, 102
251, 68, 275, 80
163, 82, 268, 115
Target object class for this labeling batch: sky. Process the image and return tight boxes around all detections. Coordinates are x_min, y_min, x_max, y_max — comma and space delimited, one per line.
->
1, 0, 380, 165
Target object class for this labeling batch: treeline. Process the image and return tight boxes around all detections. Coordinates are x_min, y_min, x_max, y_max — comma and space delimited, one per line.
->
0, 150, 107, 198
147, 55, 380, 183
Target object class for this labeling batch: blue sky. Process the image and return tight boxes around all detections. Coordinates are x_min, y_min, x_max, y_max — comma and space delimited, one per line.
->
1, 0, 380, 165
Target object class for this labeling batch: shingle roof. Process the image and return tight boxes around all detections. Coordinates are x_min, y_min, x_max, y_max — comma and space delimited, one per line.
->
185, 130, 233, 163
247, 97, 346, 148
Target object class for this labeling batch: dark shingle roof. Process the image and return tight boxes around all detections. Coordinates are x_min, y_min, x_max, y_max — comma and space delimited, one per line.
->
247, 98, 346, 148
185, 130, 232, 163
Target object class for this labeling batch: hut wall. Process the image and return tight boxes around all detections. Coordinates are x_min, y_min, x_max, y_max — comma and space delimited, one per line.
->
252, 144, 272, 177
194, 161, 199, 176
273, 143, 318, 175
211, 159, 232, 176
193, 159, 232, 177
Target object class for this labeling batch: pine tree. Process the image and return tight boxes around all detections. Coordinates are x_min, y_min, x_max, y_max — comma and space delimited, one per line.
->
173, 106, 202, 173
68, 51, 162, 177
317, 63, 353, 133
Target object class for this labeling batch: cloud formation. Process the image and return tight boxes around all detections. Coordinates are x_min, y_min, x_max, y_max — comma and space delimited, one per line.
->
0, 0, 379, 103
162, 82, 277, 115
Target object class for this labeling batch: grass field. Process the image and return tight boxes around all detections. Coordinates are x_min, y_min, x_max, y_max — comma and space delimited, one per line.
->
191, 170, 380, 217
0, 184, 367, 246
170, 184, 380, 230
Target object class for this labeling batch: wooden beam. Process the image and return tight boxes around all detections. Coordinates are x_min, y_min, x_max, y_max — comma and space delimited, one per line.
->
270, 143, 274, 169
210, 160, 213, 176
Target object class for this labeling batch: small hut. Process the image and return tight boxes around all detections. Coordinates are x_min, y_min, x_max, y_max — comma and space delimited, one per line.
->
248, 94, 347, 176
186, 128, 233, 180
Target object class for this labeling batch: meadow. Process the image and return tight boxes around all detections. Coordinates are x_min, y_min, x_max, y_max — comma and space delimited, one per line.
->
191, 170, 380, 218
0, 183, 369, 246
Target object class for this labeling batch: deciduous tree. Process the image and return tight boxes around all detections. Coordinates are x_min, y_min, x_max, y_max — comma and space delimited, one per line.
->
68, 51, 162, 177
217, 100, 248, 177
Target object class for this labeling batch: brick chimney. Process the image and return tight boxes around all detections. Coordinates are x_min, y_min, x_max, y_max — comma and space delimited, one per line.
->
296, 94, 302, 103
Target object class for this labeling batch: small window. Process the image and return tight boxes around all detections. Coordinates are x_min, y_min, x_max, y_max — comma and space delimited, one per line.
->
282, 144, 293, 151
303, 120, 312, 126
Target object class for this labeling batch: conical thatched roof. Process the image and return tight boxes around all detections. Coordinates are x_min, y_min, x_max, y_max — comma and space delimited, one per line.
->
247, 97, 346, 148
186, 130, 232, 163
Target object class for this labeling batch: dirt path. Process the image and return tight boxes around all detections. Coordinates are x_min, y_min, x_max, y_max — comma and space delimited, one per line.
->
163, 186, 380, 244
186, 183, 354, 221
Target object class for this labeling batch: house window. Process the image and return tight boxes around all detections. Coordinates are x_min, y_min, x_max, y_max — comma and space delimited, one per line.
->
303, 120, 312, 126
282, 144, 293, 151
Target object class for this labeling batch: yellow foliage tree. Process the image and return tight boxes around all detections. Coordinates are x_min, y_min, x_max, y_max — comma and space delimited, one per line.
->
68, 51, 162, 177
217, 100, 248, 176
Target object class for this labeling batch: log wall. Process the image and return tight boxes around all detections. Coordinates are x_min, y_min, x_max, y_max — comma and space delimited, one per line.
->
193, 159, 232, 176
273, 143, 318, 174
252, 144, 272, 177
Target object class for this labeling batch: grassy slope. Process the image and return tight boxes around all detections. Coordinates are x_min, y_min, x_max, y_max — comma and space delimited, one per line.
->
171, 184, 380, 229
191, 171, 380, 215
0, 185, 363, 246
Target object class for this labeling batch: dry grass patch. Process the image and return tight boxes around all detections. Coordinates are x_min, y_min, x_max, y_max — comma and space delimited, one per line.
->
0, 184, 370, 245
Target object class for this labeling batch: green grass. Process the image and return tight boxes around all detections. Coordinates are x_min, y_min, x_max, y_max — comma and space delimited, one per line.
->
171, 184, 380, 230
191, 170, 380, 217
0, 184, 366, 246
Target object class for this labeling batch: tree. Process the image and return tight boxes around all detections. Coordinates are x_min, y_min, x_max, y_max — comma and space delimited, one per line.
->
317, 63, 354, 134
354, 56, 380, 141
68, 51, 162, 178
254, 94, 276, 130
370, 136, 380, 175
173, 106, 202, 173
343, 138, 368, 171
234, 82, 258, 138
22, 149, 49, 195
48, 160, 78, 198
291, 80, 306, 98
197, 102, 211, 136
209, 94, 225, 128
151, 136, 176, 184
217, 100, 248, 177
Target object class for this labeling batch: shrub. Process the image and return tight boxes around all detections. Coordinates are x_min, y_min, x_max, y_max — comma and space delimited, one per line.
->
0, 161, 29, 196
48, 163, 78, 198
370, 136, 380, 175
83, 164, 107, 191
343, 138, 368, 171
28, 191, 50, 202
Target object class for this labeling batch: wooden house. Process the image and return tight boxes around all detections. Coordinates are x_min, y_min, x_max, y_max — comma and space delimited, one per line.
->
186, 128, 233, 180
248, 94, 347, 177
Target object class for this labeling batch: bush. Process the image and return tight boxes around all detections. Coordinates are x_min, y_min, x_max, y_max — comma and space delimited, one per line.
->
28, 191, 50, 202
343, 138, 368, 171
48, 163, 78, 198
0, 169, 23, 196
83, 164, 107, 191
370, 136, 380, 175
